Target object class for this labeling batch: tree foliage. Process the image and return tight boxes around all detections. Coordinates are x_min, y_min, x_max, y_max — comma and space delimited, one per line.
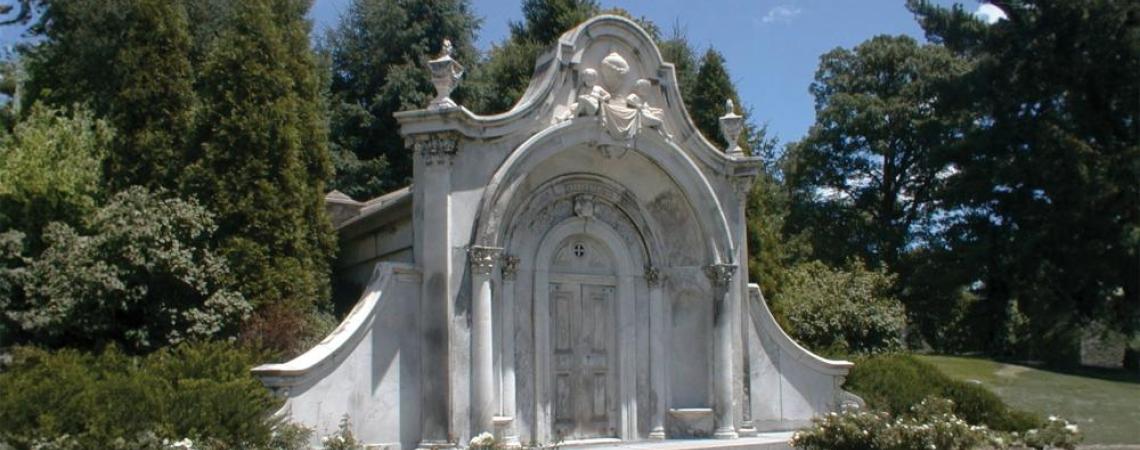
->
324, 0, 482, 198
22, 0, 197, 193
1, 187, 249, 353
182, 0, 336, 354
773, 260, 905, 356
0, 104, 111, 251
786, 35, 970, 270
905, 0, 1140, 362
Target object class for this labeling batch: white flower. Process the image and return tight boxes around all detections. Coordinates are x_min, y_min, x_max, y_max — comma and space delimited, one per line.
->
169, 438, 194, 450
1065, 424, 1079, 433
470, 431, 496, 448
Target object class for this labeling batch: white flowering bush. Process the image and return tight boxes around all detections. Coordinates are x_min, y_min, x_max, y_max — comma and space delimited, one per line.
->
469, 431, 496, 450
792, 398, 991, 450
321, 415, 360, 450
1018, 416, 1082, 450
792, 397, 1083, 450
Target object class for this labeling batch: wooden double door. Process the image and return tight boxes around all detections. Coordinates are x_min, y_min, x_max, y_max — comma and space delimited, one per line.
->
549, 279, 617, 440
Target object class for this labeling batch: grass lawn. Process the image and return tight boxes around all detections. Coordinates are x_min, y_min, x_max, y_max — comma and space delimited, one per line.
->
916, 355, 1140, 445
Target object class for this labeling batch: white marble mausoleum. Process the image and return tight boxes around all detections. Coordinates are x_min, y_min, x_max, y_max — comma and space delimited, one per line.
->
253, 15, 858, 449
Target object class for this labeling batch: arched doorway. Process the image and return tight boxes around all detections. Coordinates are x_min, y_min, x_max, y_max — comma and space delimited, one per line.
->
547, 234, 617, 440
532, 216, 643, 443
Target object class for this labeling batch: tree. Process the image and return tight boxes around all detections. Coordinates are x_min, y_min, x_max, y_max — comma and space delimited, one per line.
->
1, 187, 249, 352
324, 0, 482, 198
472, 0, 601, 115
0, 103, 111, 252
786, 35, 970, 271
183, 0, 336, 354
773, 260, 905, 356
909, 0, 1140, 364
21, 0, 197, 193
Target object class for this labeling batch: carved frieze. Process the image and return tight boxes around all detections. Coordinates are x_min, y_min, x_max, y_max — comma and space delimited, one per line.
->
409, 133, 459, 166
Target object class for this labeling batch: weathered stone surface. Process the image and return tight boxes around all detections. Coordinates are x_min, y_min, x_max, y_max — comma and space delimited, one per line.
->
252, 15, 855, 449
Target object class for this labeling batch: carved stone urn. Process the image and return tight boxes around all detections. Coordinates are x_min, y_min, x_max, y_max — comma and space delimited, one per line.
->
719, 99, 744, 157
428, 39, 464, 110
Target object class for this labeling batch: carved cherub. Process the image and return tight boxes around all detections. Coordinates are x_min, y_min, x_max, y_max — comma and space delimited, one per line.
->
574, 68, 611, 117
626, 78, 664, 130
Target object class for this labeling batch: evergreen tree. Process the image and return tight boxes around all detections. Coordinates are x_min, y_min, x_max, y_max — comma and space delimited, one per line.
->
909, 0, 1140, 364
22, 0, 197, 192
324, 0, 482, 198
183, 0, 335, 354
472, 0, 600, 115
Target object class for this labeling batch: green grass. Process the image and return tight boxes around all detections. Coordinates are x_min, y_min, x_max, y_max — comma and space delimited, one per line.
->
916, 355, 1140, 445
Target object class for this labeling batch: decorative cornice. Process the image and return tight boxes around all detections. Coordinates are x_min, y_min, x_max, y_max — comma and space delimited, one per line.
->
501, 254, 520, 280
704, 263, 737, 287
469, 246, 501, 276
409, 133, 460, 166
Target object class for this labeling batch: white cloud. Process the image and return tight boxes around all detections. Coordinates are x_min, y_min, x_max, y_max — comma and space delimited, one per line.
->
974, 3, 1008, 25
761, 5, 803, 24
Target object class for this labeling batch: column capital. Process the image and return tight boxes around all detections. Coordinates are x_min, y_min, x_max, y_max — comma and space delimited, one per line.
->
501, 254, 520, 280
468, 245, 502, 276
730, 175, 755, 199
408, 132, 460, 166
645, 266, 663, 287
704, 263, 737, 287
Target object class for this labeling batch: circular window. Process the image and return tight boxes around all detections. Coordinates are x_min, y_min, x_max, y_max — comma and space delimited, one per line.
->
572, 242, 586, 258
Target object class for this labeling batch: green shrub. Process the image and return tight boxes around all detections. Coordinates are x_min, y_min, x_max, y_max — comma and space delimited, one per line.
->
2, 187, 250, 353
774, 260, 905, 356
844, 354, 1041, 432
0, 341, 283, 449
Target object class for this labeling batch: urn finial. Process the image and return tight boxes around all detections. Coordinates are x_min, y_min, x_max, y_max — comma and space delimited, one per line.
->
427, 39, 464, 110
718, 98, 744, 157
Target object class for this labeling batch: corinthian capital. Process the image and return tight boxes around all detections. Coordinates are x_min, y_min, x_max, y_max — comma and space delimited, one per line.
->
704, 263, 737, 287
469, 245, 501, 276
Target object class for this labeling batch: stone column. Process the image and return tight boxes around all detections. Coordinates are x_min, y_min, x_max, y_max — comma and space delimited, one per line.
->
706, 263, 738, 440
499, 255, 521, 447
411, 133, 459, 449
646, 266, 667, 439
732, 176, 758, 437
470, 245, 500, 437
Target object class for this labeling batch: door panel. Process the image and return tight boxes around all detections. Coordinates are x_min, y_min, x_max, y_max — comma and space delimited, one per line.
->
550, 281, 616, 440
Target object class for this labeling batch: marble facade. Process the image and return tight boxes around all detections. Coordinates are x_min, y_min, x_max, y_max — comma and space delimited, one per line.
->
253, 15, 858, 449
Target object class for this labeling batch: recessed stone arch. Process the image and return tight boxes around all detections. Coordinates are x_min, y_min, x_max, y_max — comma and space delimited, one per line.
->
472, 118, 735, 266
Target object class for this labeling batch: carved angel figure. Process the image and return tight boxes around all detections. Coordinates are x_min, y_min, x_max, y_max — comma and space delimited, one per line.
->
574, 68, 611, 117
625, 78, 665, 130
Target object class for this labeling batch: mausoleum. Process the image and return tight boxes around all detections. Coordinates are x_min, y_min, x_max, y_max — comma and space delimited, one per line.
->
253, 15, 858, 449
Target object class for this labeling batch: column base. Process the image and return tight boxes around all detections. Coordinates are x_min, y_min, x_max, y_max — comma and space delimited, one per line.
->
648, 427, 667, 440
712, 427, 739, 440
737, 423, 758, 437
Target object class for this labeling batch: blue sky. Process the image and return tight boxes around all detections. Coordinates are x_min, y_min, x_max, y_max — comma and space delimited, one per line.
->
308, 0, 970, 144
1, 0, 975, 144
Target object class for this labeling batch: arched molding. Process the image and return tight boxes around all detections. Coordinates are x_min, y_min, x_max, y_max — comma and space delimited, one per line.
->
473, 118, 734, 264
502, 173, 663, 269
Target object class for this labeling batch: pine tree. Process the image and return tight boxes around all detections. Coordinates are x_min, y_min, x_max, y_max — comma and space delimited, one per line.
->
184, 0, 335, 354
22, 0, 196, 192
324, 0, 482, 198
